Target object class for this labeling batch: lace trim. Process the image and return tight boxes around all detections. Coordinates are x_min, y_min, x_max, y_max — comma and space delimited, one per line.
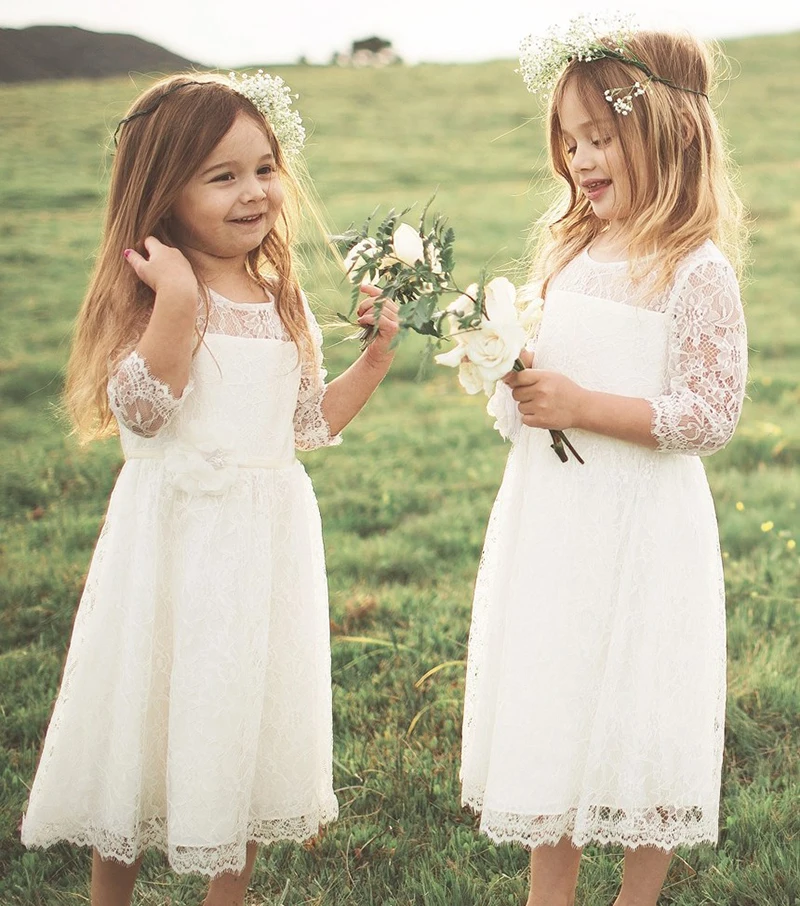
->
107, 351, 192, 437
23, 805, 339, 877
462, 791, 717, 851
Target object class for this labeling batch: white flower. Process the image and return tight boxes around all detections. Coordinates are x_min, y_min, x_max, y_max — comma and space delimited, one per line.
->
461, 319, 527, 383
518, 297, 544, 335
483, 276, 518, 324
426, 242, 444, 274
434, 344, 467, 368
517, 13, 637, 98
458, 360, 495, 396
388, 223, 425, 267
443, 283, 479, 334
227, 70, 306, 156
162, 426, 239, 495
343, 237, 380, 282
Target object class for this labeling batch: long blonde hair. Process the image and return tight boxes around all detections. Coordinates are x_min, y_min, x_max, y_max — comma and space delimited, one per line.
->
66, 73, 322, 442
527, 30, 748, 297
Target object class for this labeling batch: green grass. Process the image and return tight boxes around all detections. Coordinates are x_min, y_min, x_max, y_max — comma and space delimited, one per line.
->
1, 32, 799, 906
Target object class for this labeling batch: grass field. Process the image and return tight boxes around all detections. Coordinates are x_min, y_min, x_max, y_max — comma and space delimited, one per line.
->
1, 30, 799, 906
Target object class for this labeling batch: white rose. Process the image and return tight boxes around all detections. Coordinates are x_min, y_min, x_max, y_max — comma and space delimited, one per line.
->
483, 276, 518, 324
458, 360, 495, 395
518, 297, 544, 335
343, 237, 380, 282
388, 223, 425, 267
444, 283, 479, 335
434, 343, 467, 368
461, 319, 527, 383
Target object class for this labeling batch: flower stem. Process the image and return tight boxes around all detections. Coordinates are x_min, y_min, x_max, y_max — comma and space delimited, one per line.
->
512, 357, 584, 464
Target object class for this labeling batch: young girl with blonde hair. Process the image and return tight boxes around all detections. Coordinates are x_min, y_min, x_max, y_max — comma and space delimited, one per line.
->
21, 72, 397, 906
460, 19, 748, 906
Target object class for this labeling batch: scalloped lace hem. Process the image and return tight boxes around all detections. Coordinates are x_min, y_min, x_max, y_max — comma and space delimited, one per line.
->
461, 791, 718, 852
22, 803, 339, 877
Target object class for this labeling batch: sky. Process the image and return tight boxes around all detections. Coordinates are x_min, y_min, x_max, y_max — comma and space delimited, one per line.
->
2, 0, 799, 68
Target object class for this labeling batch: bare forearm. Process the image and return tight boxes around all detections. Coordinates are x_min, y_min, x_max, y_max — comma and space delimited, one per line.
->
576, 389, 658, 449
322, 347, 395, 436
135, 289, 197, 395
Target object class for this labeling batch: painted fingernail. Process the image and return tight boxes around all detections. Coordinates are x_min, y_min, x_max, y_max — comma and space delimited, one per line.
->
123, 249, 132, 258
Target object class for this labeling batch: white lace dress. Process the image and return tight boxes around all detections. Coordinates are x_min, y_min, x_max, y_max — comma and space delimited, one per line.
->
461, 241, 748, 851
21, 289, 340, 877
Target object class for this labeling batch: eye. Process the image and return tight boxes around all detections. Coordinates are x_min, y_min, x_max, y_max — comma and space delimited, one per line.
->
257, 164, 276, 176
565, 145, 576, 157
592, 136, 612, 148
210, 172, 234, 183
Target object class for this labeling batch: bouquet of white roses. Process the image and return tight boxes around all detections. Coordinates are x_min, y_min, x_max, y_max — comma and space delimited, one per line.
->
334, 199, 455, 351
335, 200, 582, 464
434, 276, 583, 464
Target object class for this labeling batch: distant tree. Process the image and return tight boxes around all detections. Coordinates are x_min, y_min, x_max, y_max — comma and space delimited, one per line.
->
351, 36, 392, 55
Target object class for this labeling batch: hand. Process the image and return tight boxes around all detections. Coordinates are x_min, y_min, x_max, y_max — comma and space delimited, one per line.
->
124, 237, 197, 302
504, 368, 588, 431
356, 283, 399, 361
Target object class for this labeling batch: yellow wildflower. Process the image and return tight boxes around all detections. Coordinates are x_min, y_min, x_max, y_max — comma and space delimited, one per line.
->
735, 501, 745, 511
788, 539, 797, 551
761, 521, 774, 532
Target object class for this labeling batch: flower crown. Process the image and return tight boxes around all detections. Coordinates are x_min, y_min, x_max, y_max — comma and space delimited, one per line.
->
228, 70, 306, 156
518, 13, 708, 115
114, 71, 306, 155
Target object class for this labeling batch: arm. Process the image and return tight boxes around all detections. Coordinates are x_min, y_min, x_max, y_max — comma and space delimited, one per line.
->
293, 286, 398, 450
506, 258, 748, 454
124, 237, 198, 396
320, 286, 398, 436
107, 237, 198, 437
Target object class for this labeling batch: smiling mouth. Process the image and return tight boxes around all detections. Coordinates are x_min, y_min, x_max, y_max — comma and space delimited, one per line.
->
230, 214, 264, 224
583, 179, 611, 192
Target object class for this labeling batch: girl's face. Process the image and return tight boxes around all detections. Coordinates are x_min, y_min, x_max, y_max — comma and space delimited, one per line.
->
558, 81, 631, 232
170, 112, 284, 267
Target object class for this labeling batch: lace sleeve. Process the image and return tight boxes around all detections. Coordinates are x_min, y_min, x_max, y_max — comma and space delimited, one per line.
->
107, 350, 193, 437
646, 257, 748, 456
293, 296, 342, 451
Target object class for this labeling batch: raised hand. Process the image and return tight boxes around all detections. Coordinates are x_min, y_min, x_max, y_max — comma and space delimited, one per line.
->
356, 283, 400, 362
124, 237, 197, 303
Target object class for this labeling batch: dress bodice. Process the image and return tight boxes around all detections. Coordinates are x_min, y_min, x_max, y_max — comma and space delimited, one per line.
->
489, 241, 748, 456
119, 334, 302, 466
108, 288, 339, 457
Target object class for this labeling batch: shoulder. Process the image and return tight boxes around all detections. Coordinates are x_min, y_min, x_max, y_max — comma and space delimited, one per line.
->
672, 240, 738, 293
667, 241, 742, 317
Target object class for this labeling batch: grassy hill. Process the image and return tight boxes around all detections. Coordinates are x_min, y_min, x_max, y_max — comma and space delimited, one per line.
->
0, 30, 798, 906
0, 25, 204, 83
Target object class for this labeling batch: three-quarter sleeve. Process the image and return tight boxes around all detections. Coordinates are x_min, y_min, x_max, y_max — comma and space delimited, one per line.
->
293, 298, 342, 451
647, 257, 748, 455
107, 349, 193, 437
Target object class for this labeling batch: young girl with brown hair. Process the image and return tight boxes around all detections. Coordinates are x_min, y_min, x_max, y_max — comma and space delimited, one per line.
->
460, 19, 749, 906
21, 72, 397, 906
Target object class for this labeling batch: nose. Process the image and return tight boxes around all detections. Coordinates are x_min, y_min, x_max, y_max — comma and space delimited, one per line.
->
239, 174, 268, 203
570, 142, 594, 173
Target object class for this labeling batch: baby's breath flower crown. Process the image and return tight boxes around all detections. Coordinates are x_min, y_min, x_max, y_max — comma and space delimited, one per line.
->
228, 70, 306, 157
114, 71, 306, 155
518, 13, 708, 115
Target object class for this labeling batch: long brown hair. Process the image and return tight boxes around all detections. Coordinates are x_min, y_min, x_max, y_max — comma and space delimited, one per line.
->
527, 30, 748, 297
66, 73, 319, 441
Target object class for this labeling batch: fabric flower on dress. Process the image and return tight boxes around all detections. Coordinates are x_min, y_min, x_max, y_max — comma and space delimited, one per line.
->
162, 425, 239, 496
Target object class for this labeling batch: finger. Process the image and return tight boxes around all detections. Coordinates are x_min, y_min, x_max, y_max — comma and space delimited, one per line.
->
359, 282, 382, 298
123, 247, 148, 277
519, 348, 534, 369
142, 235, 163, 256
